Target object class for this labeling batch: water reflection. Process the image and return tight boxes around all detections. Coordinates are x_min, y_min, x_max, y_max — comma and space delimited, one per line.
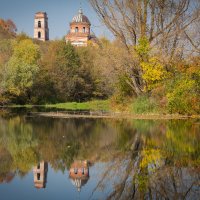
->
0, 110, 199, 199
69, 160, 89, 192
33, 161, 48, 189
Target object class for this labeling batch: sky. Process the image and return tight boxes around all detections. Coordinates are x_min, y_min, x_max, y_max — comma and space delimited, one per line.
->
0, 0, 113, 39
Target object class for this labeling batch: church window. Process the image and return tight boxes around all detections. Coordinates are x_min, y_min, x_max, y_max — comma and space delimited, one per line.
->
38, 32, 41, 38
82, 168, 85, 175
38, 21, 41, 28
83, 27, 86, 33
75, 27, 79, 33
37, 173, 40, 180
74, 168, 78, 174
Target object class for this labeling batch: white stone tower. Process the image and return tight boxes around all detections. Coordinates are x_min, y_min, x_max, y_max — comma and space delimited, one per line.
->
34, 12, 49, 41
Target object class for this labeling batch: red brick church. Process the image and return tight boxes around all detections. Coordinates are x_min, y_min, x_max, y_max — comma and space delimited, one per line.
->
65, 8, 97, 47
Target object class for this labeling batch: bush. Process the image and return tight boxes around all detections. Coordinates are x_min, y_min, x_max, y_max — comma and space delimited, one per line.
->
131, 95, 159, 114
166, 75, 199, 115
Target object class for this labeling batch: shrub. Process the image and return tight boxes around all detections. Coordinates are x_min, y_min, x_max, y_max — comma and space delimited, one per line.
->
132, 95, 159, 114
166, 76, 199, 115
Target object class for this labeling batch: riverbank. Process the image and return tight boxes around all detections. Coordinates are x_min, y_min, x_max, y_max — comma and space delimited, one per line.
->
1, 100, 200, 119
1, 100, 109, 110
45, 100, 110, 111
35, 111, 199, 120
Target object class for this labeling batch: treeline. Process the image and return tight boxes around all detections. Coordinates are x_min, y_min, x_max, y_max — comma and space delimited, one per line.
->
0, 15, 199, 114
0, 30, 113, 104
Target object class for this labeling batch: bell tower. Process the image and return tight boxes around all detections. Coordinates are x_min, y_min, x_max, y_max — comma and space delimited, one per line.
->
34, 12, 49, 41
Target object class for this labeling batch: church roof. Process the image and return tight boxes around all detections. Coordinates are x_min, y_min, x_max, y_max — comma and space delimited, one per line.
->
70, 177, 89, 192
72, 8, 91, 24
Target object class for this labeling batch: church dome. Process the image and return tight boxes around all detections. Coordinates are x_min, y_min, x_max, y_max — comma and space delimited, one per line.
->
72, 8, 91, 24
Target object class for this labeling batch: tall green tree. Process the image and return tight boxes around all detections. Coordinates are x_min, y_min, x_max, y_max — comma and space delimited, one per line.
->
40, 40, 80, 102
4, 39, 40, 102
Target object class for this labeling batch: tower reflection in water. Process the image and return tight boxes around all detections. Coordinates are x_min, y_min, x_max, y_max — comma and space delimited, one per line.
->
33, 161, 48, 189
32, 160, 90, 191
69, 160, 90, 192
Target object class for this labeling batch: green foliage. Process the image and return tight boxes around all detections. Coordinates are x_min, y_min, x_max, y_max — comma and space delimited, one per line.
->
40, 40, 94, 102
112, 74, 135, 104
0, 39, 13, 101
166, 75, 199, 115
135, 37, 150, 60
132, 95, 159, 114
0, 26, 199, 116
164, 120, 200, 165
15, 32, 31, 42
118, 74, 134, 97
10, 39, 40, 65
0, 39, 13, 57
4, 39, 40, 98
56, 41, 80, 69
0, 116, 38, 173
132, 120, 159, 134
61, 142, 80, 169
45, 100, 109, 111
30, 69, 56, 104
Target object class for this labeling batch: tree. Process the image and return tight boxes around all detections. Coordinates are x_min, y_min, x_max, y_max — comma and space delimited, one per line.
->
90, 0, 199, 50
0, 39, 13, 104
93, 38, 136, 97
39, 40, 81, 102
4, 39, 40, 102
0, 19, 17, 39
89, 0, 200, 95
76, 45, 108, 100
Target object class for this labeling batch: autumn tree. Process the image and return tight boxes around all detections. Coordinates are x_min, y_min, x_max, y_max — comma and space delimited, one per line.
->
76, 44, 112, 99
0, 39, 13, 103
89, 0, 200, 95
4, 39, 40, 103
0, 19, 17, 39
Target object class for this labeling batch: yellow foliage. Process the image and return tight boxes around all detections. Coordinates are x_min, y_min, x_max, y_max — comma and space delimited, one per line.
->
166, 130, 195, 154
141, 57, 168, 90
140, 149, 162, 170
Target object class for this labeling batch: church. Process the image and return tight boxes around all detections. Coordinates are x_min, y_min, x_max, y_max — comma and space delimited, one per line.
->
65, 8, 97, 46
34, 8, 97, 46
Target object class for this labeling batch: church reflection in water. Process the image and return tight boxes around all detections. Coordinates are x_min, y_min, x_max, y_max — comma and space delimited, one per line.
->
69, 160, 90, 192
32, 160, 90, 192
33, 161, 48, 189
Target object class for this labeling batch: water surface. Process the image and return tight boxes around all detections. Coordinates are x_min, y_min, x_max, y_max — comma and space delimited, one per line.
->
0, 109, 199, 200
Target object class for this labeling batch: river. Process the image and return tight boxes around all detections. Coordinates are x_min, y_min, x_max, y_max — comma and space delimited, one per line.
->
0, 108, 199, 200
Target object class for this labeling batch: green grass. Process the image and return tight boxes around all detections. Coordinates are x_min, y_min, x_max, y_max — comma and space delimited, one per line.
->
1, 100, 110, 111
2, 104, 35, 108
45, 100, 110, 111
131, 95, 160, 114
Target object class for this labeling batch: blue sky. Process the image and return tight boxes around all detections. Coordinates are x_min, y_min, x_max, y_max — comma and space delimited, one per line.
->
0, 0, 113, 39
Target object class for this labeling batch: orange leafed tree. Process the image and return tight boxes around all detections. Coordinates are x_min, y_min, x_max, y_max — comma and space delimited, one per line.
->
0, 19, 17, 36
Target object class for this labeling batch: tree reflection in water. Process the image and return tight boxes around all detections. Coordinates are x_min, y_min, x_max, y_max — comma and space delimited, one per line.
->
0, 111, 199, 199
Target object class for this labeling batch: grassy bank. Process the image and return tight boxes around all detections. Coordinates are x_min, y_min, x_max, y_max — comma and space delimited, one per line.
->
45, 100, 110, 111
2, 99, 199, 118
1, 100, 110, 110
